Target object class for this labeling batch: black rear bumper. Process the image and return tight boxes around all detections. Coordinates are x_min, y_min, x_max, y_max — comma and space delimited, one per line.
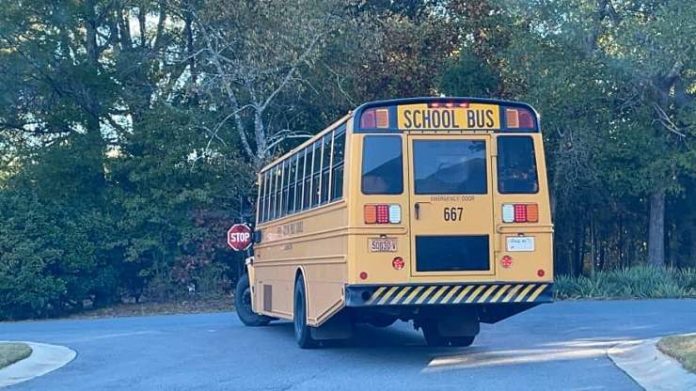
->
345, 282, 553, 307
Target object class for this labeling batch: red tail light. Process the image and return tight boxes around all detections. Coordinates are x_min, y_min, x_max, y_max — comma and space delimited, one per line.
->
505, 107, 536, 129
519, 110, 534, 128
514, 204, 527, 222
360, 107, 389, 129
361, 109, 376, 128
376, 205, 389, 224
364, 204, 401, 224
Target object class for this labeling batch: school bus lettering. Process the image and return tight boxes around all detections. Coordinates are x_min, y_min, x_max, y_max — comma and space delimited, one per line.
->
237, 97, 552, 349
398, 103, 500, 130
466, 109, 496, 128
402, 109, 461, 129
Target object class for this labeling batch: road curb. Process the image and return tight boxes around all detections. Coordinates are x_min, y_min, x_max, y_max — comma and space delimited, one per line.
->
0, 341, 76, 388
608, 337, 696, 391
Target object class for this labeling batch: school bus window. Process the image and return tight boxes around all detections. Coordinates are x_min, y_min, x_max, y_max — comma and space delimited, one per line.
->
269, 166, 277, 219
281, 160, 290, 217
331, 129, 345, 201
296, 152, 305, 212
361, 136, 403, 195
497, 136, 539, 194
275, 165, 283, 218
413, 140, 487, 195
303, 148, 312, 209
276, 163, 282, 219
258, 172, 266, 222
264, 172, 271, 222
320, 134, 332, 204
276, 164, 282, 219
267, 168, 274, 220
311, 141, 321, 206
287, 156, 297, 214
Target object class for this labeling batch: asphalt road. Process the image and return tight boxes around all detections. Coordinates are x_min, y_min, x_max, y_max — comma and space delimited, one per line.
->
2, 300, 696, 391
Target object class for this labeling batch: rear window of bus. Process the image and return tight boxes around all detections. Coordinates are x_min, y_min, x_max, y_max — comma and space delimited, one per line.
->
413, 140, 487, 194
497, 136, 539, 194
361, 136, 403, 194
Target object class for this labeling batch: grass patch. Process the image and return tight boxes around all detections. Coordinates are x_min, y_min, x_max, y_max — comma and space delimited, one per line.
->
0, 343, 32, 369
658, 334, 696, 373
554, 266, 696, 300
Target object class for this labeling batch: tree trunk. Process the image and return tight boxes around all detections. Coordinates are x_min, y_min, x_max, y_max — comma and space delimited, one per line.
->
648, 189, 666, 267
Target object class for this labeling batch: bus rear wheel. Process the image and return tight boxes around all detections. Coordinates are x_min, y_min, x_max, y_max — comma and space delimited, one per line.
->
294, 275, 317, 349
235, 275, 271, 327
422, 321, 476, 347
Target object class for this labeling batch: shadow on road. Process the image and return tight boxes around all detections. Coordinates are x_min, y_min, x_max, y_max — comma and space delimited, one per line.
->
253, 319, 646, 373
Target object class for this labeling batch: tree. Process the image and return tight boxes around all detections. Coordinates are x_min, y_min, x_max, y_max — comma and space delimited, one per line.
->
497, 0, 696, 270
188, 1, 342, 169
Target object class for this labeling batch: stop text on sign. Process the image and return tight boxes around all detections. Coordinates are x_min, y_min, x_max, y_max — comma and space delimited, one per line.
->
397, 103, 500, 130
227, 223, 253, 251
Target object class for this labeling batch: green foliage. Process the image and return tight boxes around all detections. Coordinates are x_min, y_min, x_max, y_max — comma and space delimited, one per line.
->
439, 51, 500, 96
555, 267, 696, 299
0, 0, 695, 320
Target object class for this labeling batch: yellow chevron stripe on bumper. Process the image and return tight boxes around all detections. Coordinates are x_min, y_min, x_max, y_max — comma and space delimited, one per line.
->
345, 282, 553, 307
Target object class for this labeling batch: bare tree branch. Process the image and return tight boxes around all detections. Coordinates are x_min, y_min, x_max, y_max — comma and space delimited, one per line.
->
652, 103, 687, 138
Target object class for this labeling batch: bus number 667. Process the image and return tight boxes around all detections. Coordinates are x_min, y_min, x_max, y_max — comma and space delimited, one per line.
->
443, 207, 463, 221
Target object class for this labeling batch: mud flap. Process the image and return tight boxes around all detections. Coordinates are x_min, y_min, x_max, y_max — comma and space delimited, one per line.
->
436, 308, 480, 337
310, 309, 353, 340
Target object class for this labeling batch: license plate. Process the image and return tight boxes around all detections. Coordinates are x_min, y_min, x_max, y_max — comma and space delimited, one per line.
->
368, 238, 397, 252
506, 236, 535, 252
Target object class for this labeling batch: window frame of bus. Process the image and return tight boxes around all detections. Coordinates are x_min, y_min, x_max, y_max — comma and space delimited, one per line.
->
264, 171, 271, 222
302, 146, 312, 210
271, 165, 279, 220
258, 172, 265, 223
280, 159, 290, 217
259, 125, 347, 223
361, 135, 404, 195
310, 140, 321, 207
320, 133, 332, 204
331, 127, 346, 201
286, 154, 297, 215
267, 168, 274, 221
296, 151, 306, 213
496, 135, 540, 194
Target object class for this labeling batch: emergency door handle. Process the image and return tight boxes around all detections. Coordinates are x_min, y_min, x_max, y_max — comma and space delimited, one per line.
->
414, 202, 431, 220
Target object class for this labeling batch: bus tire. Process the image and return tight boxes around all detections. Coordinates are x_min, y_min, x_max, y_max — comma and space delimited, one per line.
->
422, 321, 448, 347
449, 335, 475, 347
294, 275, 317, 349
235, 275, 272, 327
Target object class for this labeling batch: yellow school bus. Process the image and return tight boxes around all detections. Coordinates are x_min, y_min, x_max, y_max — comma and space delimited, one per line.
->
235, 97, 553, 348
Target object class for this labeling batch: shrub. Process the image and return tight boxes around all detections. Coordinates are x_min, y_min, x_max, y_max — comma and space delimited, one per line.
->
555, 266, 696, 300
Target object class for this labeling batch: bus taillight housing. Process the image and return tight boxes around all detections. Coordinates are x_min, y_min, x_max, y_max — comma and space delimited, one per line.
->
502, 203, 538, 223
504, 107, 536, 130
360, 107, 390, 129
364, 204, 401, 224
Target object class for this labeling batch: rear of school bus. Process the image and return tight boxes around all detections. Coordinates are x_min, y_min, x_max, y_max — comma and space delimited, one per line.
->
344, 97, 553, 346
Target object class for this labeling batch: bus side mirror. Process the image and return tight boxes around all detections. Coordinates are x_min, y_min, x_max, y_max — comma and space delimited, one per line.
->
253, 230, 262, 244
